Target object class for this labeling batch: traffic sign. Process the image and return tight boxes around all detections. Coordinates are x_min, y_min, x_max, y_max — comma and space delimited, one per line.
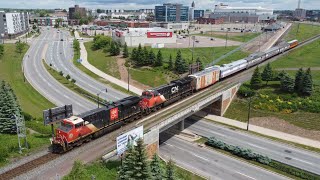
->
77, 59, 82, 63
43, 105, 73, 125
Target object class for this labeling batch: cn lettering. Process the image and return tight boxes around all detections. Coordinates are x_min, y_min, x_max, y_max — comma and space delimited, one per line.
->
171, 86, 179, 94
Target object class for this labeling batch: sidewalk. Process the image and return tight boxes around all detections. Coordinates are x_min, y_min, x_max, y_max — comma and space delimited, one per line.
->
75, 31, 143, 95
195, 111, 320, 149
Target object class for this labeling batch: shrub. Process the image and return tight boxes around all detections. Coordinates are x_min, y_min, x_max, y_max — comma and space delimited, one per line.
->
59, 71, 63, 76
22, 112, 33, 121
238, 85, 255, 98
66, 74, 71, 80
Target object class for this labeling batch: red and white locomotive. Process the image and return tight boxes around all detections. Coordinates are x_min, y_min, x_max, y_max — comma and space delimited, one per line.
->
52, 39, 298, 153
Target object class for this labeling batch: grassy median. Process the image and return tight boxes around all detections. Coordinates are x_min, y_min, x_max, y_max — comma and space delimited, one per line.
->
285, 23, 320, 42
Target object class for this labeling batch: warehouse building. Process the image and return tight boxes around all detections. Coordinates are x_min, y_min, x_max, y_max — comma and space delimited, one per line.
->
112, 27, 176, 47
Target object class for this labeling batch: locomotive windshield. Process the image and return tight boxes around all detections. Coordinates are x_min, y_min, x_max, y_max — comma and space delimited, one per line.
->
58, 122, 73, 132
141, 91, 153, 99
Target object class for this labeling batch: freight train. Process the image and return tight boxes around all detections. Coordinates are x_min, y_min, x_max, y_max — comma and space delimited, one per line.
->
51, 39, 298, 153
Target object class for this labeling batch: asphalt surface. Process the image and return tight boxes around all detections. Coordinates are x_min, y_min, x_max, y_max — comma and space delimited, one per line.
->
185, 117, 320, 175
23, 28, 96, 114
45, 28, 127, 102
160, 135, 287, 180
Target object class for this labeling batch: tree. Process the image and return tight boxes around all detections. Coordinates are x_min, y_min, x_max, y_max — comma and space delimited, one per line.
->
59, 71, 63, 76
114, 42, 120, 56
64, 161, 90, 180
175, 50, 187, 74
261, 63, 273, 85
196, 57, 204, 71
155, 50, 163, 66
168, 54, 173, 70
166, 159, 175, 180
132, 138, 150, 179
150, 154, 163, 180
250, 67, 262, 89
280, 73, 295, 93
94, 30, 97, 36
123, 42, 129, 58
294, 68, 305, 93
15, 42, 25, 54
0, 44, 4, 58
66, 74, 71, 80
143, 47, 149, 65
136, 44, 143, 66
92, 35, 111, 50
148, 50, 156, 65
109, 41, 116, 56
71, 79, 76, 84
131, 48, 138, 63
118, 145, 136, 180
302, 68, 313, 96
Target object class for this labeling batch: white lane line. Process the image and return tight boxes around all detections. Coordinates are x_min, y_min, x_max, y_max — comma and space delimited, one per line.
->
247, 143, 267, 150
163, 142, 209, 162
236, 171, 256, 180
292, 157, 314, 165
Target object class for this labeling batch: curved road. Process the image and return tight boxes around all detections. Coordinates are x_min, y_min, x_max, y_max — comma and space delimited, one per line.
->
23, 28, 96, 114
45, 28, 127, 102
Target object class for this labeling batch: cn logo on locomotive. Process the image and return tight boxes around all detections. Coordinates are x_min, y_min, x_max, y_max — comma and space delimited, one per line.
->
171, 86, 179, 94
110, 107, 119, 121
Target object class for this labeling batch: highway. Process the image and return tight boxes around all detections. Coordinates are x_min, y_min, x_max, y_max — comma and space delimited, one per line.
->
23, 28, 96, 114
185, 117, 320, 175
45, 28, 127, 102
160, 135, 287, 180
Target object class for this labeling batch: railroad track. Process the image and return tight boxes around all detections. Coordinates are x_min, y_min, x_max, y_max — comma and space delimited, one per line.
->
0, 153, 60, 180
0, 33, 319, 180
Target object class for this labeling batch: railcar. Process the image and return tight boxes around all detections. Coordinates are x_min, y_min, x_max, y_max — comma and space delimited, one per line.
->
188, 66, 220, 90
245, 52, 266, 68
218, 59, 248, 79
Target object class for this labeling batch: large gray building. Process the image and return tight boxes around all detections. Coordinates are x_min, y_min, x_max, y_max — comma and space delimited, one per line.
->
155, 3, 189, 22
0, 11, 29, 39
210, 3, 277, 23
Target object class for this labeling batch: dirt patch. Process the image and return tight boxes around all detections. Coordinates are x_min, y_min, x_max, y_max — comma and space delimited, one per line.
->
116, 55, 151, 90
250, 117, 320, 141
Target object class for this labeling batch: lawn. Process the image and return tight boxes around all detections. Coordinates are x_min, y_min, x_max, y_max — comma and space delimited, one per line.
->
0, 44, 54, 118
84, 41, 121, 79
0, 44, 54, 167
197, 32, 261, 42
285, 23, 320, 42
271, 39, 320, 69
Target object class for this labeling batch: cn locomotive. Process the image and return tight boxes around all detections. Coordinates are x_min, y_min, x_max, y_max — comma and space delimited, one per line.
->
52, 39, 298, 153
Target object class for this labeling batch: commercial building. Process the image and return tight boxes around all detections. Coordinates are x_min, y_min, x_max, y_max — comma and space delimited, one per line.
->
188, 1, 204, 21
210, 3, 277, 23
0, 11, 29, 39
155, 3, 189, 22
112, 27, 176, 47
294, 8, 306, 20
196, 17, 223, 24
68, 5, 86, 25
32, 16, 68, 26
95, 20, 150, 28
194, 10, 205, 20
149, 22, 189, 30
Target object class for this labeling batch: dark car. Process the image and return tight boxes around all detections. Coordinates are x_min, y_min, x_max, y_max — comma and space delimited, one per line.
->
60, 39, 63, 41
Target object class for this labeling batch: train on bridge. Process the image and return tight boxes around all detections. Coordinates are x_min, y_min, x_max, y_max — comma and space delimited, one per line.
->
52, 39, 298, 153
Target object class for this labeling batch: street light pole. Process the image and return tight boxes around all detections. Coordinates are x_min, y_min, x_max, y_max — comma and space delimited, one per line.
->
247, 96, 252, 131
97, 88, 108, 108
127, 66, 130, 92
225, 30, 228, 49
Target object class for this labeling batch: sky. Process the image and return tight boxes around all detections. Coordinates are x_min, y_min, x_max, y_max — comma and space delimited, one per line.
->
0, 0, 319, 10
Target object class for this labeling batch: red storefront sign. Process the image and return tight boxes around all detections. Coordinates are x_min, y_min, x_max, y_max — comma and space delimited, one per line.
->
147, 32, 173, 38
110, 107, 119, 121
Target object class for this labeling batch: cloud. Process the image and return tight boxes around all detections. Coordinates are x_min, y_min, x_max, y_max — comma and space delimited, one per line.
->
0, 0, 319, 10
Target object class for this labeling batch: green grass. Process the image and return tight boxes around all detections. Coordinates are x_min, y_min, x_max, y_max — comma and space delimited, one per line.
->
130, 67, 175, 87
0, 44, 54, 118
84, 41, 121, 79
286, 70, 320, 86
285, 23, 320, 42
197, 32, 261, 42
78, 31, 92, 38
73, 45, 136, 96
271, 39, 320, 69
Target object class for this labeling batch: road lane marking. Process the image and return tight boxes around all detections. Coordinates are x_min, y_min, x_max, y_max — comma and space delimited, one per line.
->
236, 171, 256, 180
247, 143, 266, 150
163, 142, 209, 162
292, 157, 314, 165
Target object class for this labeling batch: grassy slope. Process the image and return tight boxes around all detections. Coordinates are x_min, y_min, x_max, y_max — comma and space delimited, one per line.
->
225, 35, 320, 130
0, 44, 54, 167
272, 39, 320, 68
197, 32, 261, 42
285, 23, 320, 42
127, 46, 249, 87
84, 41, 121, 79
0, 44, 54, 118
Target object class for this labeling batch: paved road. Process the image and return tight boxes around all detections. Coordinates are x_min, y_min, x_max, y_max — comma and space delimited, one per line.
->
160, 135, 287, 180
186, 117, 320, 175
23, 28, 96, 114
45, 28, 127, 102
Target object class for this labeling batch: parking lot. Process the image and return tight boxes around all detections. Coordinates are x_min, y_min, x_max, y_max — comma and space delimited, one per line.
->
165, 35, 243, 48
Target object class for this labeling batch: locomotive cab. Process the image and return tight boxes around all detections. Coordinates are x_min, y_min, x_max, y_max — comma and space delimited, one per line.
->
139, 90, 166, 111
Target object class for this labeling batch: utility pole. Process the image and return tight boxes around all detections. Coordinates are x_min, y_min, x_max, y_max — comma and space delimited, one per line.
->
225, 30, 228, 49
192, 36, 195, 62
127, 67, 130, 92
